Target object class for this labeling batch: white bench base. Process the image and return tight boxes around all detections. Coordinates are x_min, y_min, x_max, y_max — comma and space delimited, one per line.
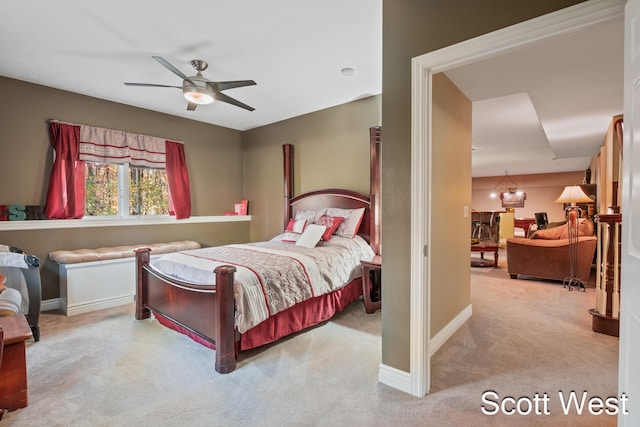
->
58, 255, 164, 316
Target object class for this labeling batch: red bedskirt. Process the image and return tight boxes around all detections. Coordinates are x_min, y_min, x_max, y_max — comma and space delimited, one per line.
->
154, 277, 363, 352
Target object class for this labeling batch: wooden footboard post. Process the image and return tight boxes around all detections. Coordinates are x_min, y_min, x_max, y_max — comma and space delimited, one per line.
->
214, 265, 237, 374
135, 248, 151, 320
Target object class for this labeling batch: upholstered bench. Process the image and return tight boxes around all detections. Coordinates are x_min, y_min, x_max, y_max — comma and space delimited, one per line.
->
50, 241, 201, 316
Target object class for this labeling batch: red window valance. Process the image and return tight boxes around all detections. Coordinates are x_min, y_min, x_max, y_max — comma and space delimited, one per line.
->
79, 125, 167, 168
44, 120, 191, 219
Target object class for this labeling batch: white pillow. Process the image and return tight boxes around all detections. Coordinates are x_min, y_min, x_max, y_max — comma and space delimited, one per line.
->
326, 207, 366, 238
281, 232, 301, 243
295, 208, 327, 224
295, 224, 326, 248
0, 287, 22, 315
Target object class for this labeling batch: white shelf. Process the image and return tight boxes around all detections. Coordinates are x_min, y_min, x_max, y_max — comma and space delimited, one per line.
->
0, 215, 251, 231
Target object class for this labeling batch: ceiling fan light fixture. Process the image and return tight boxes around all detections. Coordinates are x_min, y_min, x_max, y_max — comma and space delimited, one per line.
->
183, 86, 214, 105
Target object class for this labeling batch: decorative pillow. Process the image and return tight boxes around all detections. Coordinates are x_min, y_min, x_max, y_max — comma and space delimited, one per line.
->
326, 207, 366, 238
560, 218, 594, 239
531, 224, 566, 240
580, 218, 595, 236
294, 209, 327, 224
285, 218, 307, 234
295, 224, 326, 248
316, 215, 345, 241
531, 218, 594, 240
547, 221, 567, 229
281, 232, 302, 243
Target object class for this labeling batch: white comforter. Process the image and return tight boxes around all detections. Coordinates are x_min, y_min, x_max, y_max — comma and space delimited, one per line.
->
153, 235, 375, 333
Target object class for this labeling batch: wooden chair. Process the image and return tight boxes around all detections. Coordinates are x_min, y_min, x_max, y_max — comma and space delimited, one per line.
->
534, 212, 549, 230
471, 211, 501, 245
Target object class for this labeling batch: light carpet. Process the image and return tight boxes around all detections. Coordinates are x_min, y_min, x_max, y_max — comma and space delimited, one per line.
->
3, 255, 619, 426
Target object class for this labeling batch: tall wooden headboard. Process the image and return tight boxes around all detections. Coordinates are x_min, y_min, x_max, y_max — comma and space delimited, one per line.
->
282, 126, 381, 255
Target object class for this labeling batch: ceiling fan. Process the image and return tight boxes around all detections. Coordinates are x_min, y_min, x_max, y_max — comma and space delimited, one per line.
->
124, 56, 256, 112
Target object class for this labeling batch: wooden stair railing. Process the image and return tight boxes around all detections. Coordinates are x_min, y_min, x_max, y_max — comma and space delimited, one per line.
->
590, 213, 621, 336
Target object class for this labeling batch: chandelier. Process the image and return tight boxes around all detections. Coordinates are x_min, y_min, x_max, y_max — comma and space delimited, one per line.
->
489, 171, 522, 198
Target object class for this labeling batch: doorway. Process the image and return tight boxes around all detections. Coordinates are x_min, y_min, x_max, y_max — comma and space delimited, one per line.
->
409, 0, 625, 397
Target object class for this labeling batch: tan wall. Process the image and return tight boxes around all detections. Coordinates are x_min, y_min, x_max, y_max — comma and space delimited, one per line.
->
381, 0, 585, 371
0, 76, 248, 299
472, 171, 585, 222
430, 73, 472, 336
242, 95, 381, 242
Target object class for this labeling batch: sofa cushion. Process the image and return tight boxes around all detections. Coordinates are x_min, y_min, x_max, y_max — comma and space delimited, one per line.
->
562, 218, 594, 238
531, 218, 593, 240
531, 224, 565, 240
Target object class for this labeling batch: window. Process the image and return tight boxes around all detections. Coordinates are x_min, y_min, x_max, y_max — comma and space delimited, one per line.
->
85, 162, 169, 217
46, 121, 191, 220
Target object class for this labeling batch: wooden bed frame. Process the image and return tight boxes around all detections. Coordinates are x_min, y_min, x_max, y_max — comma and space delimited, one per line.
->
135, 126, 381, 373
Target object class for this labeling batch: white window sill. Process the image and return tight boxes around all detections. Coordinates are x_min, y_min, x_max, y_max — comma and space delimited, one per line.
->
0, 215, 251, 231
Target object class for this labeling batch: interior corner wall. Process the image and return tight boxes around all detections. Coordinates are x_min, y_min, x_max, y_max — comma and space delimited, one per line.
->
382, 0, 585, 372
241, 95, 381, 242
430, 73, 472, 337
0, 76, 247, 300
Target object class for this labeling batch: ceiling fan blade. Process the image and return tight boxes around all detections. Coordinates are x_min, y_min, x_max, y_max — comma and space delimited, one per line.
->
124, 82, 182, 88
152, 56, 196, 86
214, 92, 255, 111
187, 102, 198, 111
212, 80, 257, 91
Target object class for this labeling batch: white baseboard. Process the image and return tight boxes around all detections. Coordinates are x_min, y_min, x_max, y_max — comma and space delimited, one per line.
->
378, 304, 472, 396
378, 363, 412, 394
65, 294, 134, 316
41, 298, 62, 312
41, 295, 133, 315
430, 304, 472, 356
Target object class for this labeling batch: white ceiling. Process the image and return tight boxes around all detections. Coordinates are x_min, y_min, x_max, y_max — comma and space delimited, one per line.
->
0, 2, 623, 178
0, 0, 382, 131
445, 16, 624, 177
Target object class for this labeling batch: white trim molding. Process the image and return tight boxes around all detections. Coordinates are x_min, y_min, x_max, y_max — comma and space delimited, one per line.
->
429, 305, 472, 357
41, 298, 62, 312
378, 363, 412, 395
409, 0, 623, 398
0, 215, 250, 232
409, 49, 431, 398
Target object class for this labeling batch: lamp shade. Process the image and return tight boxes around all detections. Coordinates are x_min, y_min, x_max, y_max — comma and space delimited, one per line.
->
554, 185, 593, 204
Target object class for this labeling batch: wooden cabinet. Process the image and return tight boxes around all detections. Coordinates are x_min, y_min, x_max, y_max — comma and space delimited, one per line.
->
0, 315, 32, 412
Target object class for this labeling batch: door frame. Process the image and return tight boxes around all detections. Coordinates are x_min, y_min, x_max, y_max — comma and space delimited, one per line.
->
409, 0, 624, 397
